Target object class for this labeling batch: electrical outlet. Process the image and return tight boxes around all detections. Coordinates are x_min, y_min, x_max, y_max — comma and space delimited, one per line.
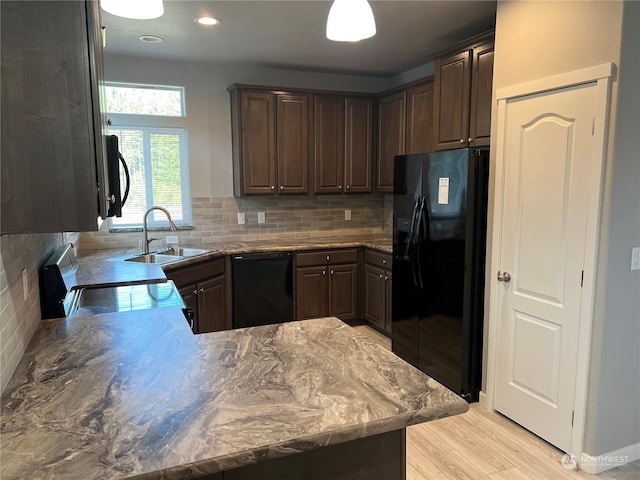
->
237, 213, 245, 225
345, 209, 351, 221
257, 212, 265, 224
631, 247, 640, 271
22, 268, 28, 301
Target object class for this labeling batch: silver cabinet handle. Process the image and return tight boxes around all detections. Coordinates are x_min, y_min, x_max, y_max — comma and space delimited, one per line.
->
497, 271, 512, 283
271, 185, 275, 190
200, 287, 204, 293
346, 185, 350, 190
322, 270, 326, 275
338, 185, 342, 190
459, 138, 465, 144
280, 185, 284, 190
384, 276, 389, 281
326, 255, 330, 261
379, 274, 384, 279
382, 259, 387, 264
468, 137, 474, 143
193, 289, 198, 295
330, 270, 334, 275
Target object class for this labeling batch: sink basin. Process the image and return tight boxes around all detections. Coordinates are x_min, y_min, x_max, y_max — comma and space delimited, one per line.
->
124, 253, 184, 264
160, 247, 212, 257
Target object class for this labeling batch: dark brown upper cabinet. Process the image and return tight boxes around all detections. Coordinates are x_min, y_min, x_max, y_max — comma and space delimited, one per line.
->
376, 91, 406, 193
405, 79, 435, 154
313, 95, 373, 194
230, 86, 309, 196
433, 34, 495, 151
313, 95, 345, 194
1, 0, 109, 234
469, 41, 495, 147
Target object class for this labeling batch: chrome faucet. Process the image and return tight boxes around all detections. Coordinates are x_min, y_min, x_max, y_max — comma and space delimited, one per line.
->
143, 206, 177, 254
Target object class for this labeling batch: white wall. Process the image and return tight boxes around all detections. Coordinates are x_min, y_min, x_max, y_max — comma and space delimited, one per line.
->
104, 55, 393, 199
491, 0, 639, 457
583, 0, 640, 456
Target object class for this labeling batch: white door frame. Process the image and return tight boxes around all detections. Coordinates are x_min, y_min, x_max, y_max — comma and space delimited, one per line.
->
483, 63, 614, 462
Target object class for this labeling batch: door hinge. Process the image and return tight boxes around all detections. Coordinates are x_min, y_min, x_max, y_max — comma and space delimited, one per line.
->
571, 411, 575, 426
592, 117, 596, 135
581, 270, 584, 287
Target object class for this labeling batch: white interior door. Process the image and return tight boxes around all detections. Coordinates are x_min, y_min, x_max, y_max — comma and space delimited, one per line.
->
494, 82, 599, 452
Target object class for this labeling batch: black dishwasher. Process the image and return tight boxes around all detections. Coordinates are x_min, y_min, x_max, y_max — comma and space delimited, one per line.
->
232, 252, 294, 328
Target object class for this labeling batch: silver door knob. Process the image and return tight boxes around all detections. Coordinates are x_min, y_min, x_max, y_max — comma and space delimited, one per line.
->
497, 271, 512, 283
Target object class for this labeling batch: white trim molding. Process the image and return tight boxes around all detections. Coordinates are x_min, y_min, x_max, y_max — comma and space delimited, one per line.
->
484, 62, 614, 461
580, 442, 640, 474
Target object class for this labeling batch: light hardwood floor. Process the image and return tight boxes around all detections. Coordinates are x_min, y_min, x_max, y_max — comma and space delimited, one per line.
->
351, 325, 639, 480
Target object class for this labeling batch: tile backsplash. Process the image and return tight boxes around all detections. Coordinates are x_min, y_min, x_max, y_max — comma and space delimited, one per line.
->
80, 195, 394, 250
0, 233, 61, 391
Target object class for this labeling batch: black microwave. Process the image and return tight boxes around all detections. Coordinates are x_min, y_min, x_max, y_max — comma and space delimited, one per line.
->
104, 134, 130, 218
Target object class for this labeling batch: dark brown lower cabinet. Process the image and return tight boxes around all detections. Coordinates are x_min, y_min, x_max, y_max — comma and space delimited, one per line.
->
364, 250, 392, 334
296, 263, 358, 321
166, 257, 229, 334
199, 429, 405, 480
295, 252, 359, 322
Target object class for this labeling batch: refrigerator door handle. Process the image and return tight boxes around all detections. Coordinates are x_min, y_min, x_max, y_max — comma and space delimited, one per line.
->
414, 196, 427, 289
408, 197, 420, 287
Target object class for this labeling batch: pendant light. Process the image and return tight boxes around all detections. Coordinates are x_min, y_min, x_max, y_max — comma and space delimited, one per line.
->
101, 0, 164, 20
326, 0, 376, 42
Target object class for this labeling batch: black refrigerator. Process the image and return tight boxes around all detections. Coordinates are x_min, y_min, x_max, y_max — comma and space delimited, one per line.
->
391, 148, 489, 402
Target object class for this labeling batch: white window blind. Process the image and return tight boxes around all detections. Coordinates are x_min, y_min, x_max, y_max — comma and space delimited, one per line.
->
109, 127, 191, 228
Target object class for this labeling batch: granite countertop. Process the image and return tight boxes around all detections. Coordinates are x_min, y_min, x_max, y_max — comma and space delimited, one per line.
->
74, 234, 392, 284
0, 312, 468, 480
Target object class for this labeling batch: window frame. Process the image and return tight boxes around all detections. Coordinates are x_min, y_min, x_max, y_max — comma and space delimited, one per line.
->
104, 82, 192, 230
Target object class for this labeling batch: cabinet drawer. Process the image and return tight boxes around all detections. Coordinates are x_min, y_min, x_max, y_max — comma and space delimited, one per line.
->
365, 249, 391, 268
296, 248, 359, 267
165, 257, 225, 288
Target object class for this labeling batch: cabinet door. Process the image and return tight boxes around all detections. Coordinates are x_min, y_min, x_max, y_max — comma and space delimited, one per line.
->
345, 97, 373, 193
384, 270, 392, 333
313, 95, 345, 193
178, 283, 199, 332
364, 264, 386, 329
1, 0, 102, 233
376, 91, 406, 193
469, 40, 494, 147
240, 91, 277, 194
329, 263, 358, 321
277, 94, 309, 194
197, 275, 227, 334
296, 266, 328, 320
405, 80, 434, 154
433, 49, 471, 151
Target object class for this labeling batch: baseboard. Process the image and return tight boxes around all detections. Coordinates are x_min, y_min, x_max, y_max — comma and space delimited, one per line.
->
479, 391, 489, 409
580, 442, 640, 474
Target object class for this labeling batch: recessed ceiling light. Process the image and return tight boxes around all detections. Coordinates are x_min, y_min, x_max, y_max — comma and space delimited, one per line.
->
195, 16, 221, 26
139, 35, 163, 43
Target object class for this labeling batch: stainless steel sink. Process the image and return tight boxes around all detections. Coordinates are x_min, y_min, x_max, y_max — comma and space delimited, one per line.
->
122, 247, 214, 264
124, 253, 184, 264
159, 247, 212, 257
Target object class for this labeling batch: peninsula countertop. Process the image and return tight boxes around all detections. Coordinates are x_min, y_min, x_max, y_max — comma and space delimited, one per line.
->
1, 312, 468, 480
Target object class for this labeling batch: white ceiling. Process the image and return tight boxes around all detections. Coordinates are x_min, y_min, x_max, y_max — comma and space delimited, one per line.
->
101, 0, 497, 77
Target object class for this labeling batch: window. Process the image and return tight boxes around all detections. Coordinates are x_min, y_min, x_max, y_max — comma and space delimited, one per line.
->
105, 82, 192, 229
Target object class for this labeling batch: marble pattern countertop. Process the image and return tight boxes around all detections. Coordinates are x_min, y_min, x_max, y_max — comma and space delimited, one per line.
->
1, 312, 467, 480
74, 234, 392, 283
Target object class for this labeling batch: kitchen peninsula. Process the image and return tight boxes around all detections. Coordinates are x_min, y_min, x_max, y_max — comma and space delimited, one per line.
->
1, 309, 468, 479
